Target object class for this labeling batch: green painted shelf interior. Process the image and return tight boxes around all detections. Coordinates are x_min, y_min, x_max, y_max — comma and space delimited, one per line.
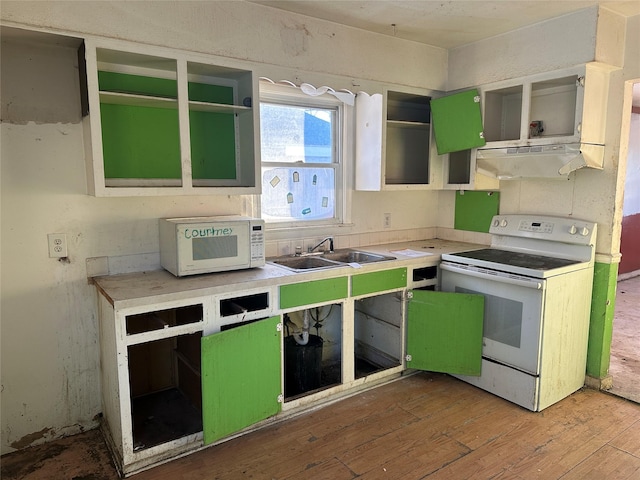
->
98, 71, 237, 181
454, 190, 500, 233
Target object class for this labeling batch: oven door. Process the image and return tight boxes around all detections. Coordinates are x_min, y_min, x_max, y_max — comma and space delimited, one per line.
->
440, 262, 546, 375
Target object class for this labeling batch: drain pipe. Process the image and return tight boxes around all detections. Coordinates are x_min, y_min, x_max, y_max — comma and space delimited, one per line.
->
293, 309, 311, 345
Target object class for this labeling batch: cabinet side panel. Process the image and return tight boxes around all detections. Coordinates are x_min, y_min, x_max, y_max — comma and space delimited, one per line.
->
98, 295, 125, 462
355, 93, 383, 191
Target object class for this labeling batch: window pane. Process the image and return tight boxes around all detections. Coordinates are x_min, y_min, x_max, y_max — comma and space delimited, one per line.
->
261, 167, 335, 221
260, 104, 334, 164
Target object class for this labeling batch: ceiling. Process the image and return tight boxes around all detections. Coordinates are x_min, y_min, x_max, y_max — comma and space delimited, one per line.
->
251, 1, 640, 49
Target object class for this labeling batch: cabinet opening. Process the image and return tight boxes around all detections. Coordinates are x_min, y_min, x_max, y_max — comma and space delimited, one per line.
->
127, 331, 203, 451
447, 150, 472, 184
530, 75, 578, 139
412, 266, 438, 282
219, 292, 269, 317
483, 86, 523, 142
387, 92, 431, 123
96, 49, 182, 186
283, 304, 342, 400
385, 123, 430, 184
126, 304, 202, 335
385, 91, 431, 185
354, 293, 403, 380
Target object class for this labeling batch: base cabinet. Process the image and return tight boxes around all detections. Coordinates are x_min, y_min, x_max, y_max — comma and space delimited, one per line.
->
97, 296, 207, 476
97, 264, 468, 476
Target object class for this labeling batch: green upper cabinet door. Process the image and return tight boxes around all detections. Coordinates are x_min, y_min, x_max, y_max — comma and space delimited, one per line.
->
406, 290, 484, 376
431, 89, 485, 155
201, 316, 282, 444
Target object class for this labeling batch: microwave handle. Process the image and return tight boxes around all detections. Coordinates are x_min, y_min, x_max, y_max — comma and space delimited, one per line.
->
440, 262, 544, 290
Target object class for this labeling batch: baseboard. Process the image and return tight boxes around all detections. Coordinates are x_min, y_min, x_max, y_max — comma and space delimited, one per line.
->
618, 269, 640, 282
585, 374, 613, 391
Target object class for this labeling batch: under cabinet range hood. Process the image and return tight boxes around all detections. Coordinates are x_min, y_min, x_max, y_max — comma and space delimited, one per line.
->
476, 143, 604, 180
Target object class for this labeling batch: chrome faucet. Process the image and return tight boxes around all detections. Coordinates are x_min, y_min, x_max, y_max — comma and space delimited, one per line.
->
308, 236, 334, 254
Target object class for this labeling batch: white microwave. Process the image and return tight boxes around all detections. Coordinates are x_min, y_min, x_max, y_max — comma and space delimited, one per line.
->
159, 216, 265, 276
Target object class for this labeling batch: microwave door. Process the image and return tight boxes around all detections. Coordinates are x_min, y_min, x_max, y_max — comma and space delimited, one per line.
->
180, 223, 250, 272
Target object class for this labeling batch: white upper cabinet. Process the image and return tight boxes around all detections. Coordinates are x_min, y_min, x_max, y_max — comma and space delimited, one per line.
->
81, 38, 260, 196
355, 88, 436, 191
480, 66, 586, 148
355, 87, 490, 191
476, 63, 617, 178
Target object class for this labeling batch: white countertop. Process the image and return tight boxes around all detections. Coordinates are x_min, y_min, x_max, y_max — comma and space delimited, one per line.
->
93, 239, 483, 308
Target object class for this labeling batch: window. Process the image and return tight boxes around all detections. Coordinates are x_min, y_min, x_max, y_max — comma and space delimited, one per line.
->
259, 87, 344, 227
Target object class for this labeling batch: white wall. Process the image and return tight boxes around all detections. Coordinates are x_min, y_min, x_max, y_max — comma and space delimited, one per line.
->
623, 112, 640, 216
0, 1, 447, 454
447, 7, 599, 91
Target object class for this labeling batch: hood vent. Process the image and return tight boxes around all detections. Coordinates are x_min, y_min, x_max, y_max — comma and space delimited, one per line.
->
476, 143, 604, 180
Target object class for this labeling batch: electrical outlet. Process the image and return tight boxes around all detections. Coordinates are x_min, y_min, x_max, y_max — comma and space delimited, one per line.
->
48, 233, 68, 258
383, 213, 391, 229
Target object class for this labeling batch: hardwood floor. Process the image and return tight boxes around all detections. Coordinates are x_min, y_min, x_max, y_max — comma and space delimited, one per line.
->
609, 275, 640, 403
3, 372, 640, 479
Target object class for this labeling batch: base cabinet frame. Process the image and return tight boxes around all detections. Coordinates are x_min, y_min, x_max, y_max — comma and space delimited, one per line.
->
96, 262, 488, 476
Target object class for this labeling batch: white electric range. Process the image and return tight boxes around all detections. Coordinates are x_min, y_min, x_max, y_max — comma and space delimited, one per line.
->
439, 214, 597, 411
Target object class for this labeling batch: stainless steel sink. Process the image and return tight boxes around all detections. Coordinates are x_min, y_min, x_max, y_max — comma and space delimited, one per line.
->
322, 250, 395, 264
269, 249, 396, 272
270, 255, 341, 272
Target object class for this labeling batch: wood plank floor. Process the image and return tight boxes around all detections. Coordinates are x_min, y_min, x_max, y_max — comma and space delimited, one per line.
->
610, 275, 640, 403
2, 372, 640, 479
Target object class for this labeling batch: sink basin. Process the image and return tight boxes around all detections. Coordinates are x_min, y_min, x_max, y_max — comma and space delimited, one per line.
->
269, 249, 396, 272
322, 250, 396, 264
270, 255, 341, 272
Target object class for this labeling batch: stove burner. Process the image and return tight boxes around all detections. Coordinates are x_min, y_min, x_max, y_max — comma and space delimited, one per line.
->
450, 248, 580, 271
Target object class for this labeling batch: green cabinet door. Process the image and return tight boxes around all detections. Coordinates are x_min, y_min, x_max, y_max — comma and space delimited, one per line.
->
201, 316, 281, 444
406, 290, 484, 376
430, 89, 485, 155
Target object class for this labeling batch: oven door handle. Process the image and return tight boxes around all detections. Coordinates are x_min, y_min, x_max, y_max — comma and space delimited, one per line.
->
440, 262, 544, 290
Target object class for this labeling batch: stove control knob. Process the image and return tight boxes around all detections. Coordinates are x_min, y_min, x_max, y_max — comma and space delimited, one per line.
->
580, 227, 590, 236
492, 219, 500, 227
500, 219, 508, 227
569, 225, 578, 235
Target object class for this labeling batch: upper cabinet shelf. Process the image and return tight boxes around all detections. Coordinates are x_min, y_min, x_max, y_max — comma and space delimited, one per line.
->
82, 39, 260, 196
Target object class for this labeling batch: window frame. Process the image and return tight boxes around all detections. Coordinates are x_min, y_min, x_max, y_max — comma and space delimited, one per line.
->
256, 83, 349, 231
